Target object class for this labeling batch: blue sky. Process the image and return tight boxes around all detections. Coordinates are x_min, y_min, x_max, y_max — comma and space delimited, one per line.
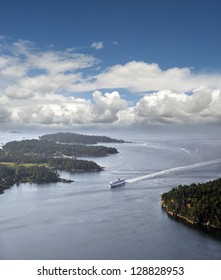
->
0, 0, 221, 129
1, 0, 221, 70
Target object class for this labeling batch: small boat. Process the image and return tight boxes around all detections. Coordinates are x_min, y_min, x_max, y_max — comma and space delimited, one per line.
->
109, 178, 126, 188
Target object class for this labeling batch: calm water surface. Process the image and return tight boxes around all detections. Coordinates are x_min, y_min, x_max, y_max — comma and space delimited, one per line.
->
0, 131, 221, 259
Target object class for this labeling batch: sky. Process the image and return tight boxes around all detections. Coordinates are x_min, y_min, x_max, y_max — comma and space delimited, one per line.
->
0, 0, 221, 131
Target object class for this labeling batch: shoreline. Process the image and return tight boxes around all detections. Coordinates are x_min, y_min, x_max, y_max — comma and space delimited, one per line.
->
161, 200, 221, 230
0, 177, 74, 195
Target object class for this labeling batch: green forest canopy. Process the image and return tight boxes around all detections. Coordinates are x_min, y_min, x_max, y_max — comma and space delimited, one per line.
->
162, 178, 221, 229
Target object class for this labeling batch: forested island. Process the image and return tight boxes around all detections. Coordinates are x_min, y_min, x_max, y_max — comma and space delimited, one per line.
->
2, 139, 118, 158
161, 178, 221, 229
0, 132, 124, 194
40, 132, 126, 144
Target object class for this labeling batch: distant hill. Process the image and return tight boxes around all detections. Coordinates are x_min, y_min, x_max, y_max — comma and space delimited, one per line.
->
40, 132, 126, 144
161, 178, 221, 229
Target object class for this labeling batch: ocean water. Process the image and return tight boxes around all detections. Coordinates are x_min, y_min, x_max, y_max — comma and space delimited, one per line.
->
0, 131, 221, 260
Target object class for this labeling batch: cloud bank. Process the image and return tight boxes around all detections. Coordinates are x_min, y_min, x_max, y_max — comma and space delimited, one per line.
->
1, 38, 221, 128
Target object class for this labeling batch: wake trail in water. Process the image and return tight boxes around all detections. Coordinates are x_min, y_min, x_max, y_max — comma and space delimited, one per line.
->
126, 158, 221, 183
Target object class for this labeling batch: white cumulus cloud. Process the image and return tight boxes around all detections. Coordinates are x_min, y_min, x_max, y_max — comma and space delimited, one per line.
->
1, 38, 221, 128
93, 61, 221, 92
117, 87, 221, 126
91, 90, 128, 123
5, 90, 127, 126
91, 41, 104, 50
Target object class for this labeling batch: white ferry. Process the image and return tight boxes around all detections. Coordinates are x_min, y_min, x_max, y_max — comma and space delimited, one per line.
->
109, 178, 126, 188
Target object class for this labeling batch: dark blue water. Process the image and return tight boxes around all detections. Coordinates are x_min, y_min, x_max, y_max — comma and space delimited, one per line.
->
0, 132, 221, 259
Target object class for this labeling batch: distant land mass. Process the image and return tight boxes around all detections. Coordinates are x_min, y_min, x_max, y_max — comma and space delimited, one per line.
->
161, 178, 221, 229
0, 132, 125, 194
40, 132, 126, 144
3, 139, 118, 158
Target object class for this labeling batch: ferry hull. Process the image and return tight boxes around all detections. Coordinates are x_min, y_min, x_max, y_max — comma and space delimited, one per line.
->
109, 179, 126, 188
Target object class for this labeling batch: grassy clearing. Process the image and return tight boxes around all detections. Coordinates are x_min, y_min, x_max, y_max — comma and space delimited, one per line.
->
0, 162, 16, 166
18, 163, 47, 167
0, 162, 47, 168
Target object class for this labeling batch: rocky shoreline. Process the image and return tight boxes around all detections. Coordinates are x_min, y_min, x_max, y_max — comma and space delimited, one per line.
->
161, 199, 221, 230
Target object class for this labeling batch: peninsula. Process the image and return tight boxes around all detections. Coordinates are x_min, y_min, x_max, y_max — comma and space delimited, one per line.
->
161, 178, 221, 229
